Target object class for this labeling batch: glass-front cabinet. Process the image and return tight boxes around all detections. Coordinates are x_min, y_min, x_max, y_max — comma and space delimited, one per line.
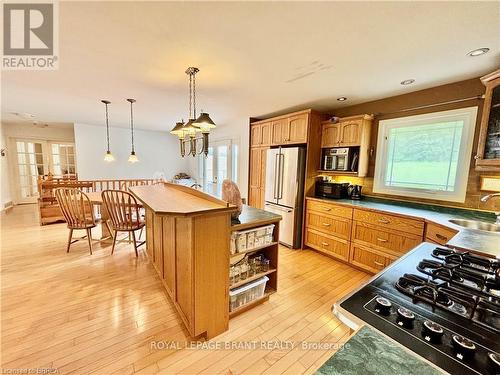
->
476, 69, 500, 171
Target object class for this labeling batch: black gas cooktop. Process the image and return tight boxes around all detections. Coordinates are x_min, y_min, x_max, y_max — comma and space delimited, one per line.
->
339, 242, 500, 375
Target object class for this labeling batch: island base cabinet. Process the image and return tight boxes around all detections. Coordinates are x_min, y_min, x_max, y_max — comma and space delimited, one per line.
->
144, 209, 231, 339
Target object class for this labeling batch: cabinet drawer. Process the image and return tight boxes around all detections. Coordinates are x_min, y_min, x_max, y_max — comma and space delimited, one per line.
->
306, 211, 351, 240
305, 229, 350, 262
307, 199, 353, 219
352, 221, 421, 256
349, 244, 395, 274
353, 209, 424, 236
425, 222, 458, 245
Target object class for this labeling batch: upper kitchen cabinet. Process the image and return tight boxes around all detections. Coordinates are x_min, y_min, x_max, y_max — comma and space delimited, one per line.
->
250, 121, 272, 147
321, 114, 373, 148
476, 69, 500, 172
287, 113, 309, 144
251, 110, 313, 147
271, 118, 288, 145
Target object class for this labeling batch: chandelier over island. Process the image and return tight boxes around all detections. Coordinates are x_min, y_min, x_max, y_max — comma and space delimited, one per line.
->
170, 67, 216, 157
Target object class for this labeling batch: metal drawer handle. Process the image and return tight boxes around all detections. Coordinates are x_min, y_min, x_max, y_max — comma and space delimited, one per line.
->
378, 218, 390, 224
374, 261, 384, 267
322, 223, 331, 227
376, 238, 388, 243
323, 208, 332, 212
435, 233, 448, 241
321, 242, 329, 246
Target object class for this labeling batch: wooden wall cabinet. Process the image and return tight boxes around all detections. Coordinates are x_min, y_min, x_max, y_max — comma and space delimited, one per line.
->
250, 122, 272, 147
319, 114, 373, 177
248, 147, 268, 208
476, 69, 500, 172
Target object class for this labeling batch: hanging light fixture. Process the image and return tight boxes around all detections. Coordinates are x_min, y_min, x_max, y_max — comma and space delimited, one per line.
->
170, 67, 216, 157
127, 98, 139, 163
101, 100, 114, 162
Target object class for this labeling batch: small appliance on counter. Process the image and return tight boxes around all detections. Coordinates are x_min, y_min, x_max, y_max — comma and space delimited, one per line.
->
315, 177, 363, 200
348, 184, 362, 200
315, 180, 349, 199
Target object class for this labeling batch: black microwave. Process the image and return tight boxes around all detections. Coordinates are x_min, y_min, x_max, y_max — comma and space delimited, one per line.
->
315, 181, 349, 199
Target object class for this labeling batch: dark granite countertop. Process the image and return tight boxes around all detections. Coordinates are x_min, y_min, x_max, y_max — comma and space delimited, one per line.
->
307, 196, 499, 258
231, 204, 282, 231
315, 326, 445, 375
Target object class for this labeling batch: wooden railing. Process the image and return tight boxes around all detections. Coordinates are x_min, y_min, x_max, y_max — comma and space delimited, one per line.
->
38, 177, 160, 225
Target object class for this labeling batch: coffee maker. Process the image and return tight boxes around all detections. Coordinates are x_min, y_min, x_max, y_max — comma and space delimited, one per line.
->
348, 185, 362, 200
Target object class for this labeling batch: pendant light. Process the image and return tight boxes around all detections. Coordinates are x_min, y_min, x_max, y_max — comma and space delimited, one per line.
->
169, 67, 216, 157
127, 98, 138, 163
101, 100, 114, 162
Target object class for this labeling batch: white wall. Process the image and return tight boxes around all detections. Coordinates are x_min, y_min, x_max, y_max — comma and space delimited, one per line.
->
74, 123, 189, 180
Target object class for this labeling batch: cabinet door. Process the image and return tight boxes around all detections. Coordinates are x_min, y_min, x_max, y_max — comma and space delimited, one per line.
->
145, 209, 154, 259
248, 187, 261, 208
272, 119, 287, 145
261, 122, 272, 146
339, 120, 362, 146
288, 114, 308, 143
250, 124, 262, 146
249, 147, 261, 188
321, 124, 340, 148
258, 148, 268, 208
476, 76, 500, 170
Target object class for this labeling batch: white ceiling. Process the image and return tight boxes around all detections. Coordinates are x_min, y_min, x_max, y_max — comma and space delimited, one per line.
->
2, 1, 499, 131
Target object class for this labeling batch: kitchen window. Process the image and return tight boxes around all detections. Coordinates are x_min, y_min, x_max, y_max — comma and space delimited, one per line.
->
373, 107, 478, 203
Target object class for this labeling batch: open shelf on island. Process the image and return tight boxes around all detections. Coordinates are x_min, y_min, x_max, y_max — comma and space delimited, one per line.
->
229, 268, 277, 290
229, 288, 276, 318
230, 241, 278, 259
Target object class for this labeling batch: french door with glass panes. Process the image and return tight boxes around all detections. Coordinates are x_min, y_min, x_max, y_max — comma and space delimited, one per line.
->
199, 139, 238, 196
12, 139, 76, 204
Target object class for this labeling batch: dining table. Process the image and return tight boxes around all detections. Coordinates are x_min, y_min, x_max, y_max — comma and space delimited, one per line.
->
86, 192, 112, 240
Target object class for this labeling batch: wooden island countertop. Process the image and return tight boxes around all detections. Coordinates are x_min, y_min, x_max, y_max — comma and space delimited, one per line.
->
129, 183, 236, 216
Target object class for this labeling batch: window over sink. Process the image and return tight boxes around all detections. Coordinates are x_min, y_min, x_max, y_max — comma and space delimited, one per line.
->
373, 107, 478, 203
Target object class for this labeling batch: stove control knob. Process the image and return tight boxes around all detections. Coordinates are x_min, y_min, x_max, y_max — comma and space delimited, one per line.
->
422, 320, 444, 343
396, 307, 415, 327
375, 297, 392, 315
452, 335, 476, 357
488, 352, 500, 370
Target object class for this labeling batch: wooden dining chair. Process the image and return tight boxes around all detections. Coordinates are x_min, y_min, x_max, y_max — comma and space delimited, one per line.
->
101, 190, 145, 257
55, 188, 96, 254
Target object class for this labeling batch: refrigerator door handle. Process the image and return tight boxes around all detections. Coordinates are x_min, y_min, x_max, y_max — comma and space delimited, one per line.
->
273, 154, 279, 199
278, 153, 285, 199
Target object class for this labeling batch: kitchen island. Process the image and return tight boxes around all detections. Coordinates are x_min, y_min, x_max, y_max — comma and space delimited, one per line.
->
129, 183, 281, 339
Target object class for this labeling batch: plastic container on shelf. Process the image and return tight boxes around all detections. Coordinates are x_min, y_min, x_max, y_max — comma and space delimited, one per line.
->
229, 276, 269, 312
231, 224, 275, 254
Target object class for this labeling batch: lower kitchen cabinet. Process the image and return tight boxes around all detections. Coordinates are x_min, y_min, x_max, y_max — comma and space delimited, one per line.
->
425, 222, 458, 246
351, 221, 422, 257
349, 244, 396, 276
305, 228, 350, 262
304, 197, 425, 274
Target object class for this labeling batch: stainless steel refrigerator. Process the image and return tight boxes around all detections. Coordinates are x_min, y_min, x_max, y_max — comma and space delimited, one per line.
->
264, 146, 306, 248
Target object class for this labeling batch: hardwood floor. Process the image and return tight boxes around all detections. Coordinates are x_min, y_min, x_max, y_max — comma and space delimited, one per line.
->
1, 204, 370, 375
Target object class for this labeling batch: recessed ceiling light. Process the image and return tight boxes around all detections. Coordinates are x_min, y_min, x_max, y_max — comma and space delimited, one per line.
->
467, 48, 489, 57
337, 97, 347, 101
400, 79, 415, 85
